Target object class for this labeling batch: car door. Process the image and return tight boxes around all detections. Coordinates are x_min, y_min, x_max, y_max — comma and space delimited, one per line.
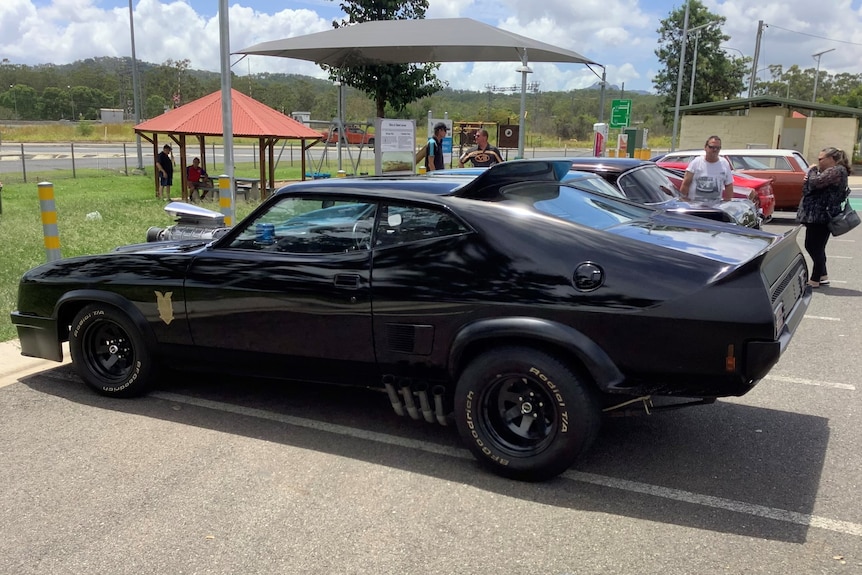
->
368, 201, 477, 379
725, 153, 805, 209
182, 195, 377, 384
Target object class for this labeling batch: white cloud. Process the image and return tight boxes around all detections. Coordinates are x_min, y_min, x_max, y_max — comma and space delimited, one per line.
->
1, 0, 860, 96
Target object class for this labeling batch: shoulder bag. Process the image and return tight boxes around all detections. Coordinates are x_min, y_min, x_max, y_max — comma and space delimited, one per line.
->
828, 199, 861, 236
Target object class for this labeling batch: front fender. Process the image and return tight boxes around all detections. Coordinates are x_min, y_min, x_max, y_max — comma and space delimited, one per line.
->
55, 289, 159, 350
448, 317, 625, 391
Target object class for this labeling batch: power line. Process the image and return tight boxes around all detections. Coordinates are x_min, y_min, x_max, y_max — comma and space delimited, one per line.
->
765, 23, 862, 47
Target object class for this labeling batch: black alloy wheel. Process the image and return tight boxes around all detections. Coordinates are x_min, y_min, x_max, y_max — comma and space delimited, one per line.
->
69, 304, 155, 398
454, 346, 600, 481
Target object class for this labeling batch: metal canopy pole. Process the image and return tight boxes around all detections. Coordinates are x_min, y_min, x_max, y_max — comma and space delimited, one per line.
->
218, 0, 235, 225
128, 0, 143, 170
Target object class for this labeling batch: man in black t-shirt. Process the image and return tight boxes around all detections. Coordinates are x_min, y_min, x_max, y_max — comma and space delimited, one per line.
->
156, 144, 174, 200
458, 129, 503, 167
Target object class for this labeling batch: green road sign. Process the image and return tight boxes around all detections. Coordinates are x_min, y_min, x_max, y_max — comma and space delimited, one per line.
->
610, 99, 632, 129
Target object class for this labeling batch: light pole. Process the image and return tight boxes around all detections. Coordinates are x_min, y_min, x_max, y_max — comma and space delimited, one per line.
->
9, 84, 16, 117
129, 0, 144, 170
687, 22, 715, 106
721, 46, 746, 98
811, 48, 835, 103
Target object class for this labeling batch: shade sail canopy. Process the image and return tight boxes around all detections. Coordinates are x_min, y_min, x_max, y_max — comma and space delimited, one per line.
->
236, 18, 599, 67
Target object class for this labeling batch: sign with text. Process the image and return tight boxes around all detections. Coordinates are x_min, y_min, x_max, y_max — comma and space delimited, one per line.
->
375, 118, 416, 175
610, 99, 632, 128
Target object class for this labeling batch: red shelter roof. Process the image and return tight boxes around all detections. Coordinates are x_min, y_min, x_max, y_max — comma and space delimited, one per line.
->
135, 88, 322, 138
135, 89, 322, 202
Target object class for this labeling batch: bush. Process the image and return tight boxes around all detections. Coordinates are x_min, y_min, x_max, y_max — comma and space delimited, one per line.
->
75, 121, 94, 137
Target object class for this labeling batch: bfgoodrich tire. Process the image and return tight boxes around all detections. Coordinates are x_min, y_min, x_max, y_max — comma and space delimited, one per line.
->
454, 346, 600, 481
69, 304, 156, 398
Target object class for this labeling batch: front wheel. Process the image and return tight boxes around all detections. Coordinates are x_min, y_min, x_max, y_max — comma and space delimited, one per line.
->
69, 304, 156, 398
454, 346, 600, 481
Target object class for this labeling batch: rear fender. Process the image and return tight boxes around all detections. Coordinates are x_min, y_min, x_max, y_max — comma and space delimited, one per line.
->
449, 317, 625, 391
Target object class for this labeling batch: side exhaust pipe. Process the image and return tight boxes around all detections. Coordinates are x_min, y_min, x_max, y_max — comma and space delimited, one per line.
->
398, 378, 420, 420
381, 375, 448, 426
382, 375, 404, 416
432, 385, 447, 426
414, 381, 436, 424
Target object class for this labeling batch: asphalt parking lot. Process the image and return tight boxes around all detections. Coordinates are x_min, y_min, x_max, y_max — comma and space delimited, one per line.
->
1, 197, 861, 574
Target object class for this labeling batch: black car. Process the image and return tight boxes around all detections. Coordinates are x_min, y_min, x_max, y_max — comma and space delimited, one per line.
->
11, 160, 811, 481
569, 157, 761, 228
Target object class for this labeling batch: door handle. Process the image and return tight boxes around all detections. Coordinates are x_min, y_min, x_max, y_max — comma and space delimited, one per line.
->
334, 273, 361, 289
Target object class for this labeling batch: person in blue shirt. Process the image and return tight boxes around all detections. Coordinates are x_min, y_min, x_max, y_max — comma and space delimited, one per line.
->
425, 122, 448, 172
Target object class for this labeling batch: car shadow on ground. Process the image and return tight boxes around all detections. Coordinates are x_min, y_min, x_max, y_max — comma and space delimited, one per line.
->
20, 364, 829, 544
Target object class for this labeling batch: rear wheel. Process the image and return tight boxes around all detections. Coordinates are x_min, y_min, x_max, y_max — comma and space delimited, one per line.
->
69, 304, 155, 398
367, 138, 375, 149
454, 346, 600, 481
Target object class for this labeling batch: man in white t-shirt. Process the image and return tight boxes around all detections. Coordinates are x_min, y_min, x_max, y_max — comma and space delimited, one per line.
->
680, 136, 734, 204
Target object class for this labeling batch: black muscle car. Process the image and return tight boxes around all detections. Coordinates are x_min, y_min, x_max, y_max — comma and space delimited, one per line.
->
11, 160, 811, 481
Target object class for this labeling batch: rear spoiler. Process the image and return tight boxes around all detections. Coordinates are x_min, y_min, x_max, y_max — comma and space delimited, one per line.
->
452, 159, 572, 200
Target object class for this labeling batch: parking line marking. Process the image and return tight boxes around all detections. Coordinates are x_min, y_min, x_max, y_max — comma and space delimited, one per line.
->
153, 391, 468, 459
564, 471, 862, 537
153, 391, 862, 538
764, 375, 855, 390
804, 315, 840, 321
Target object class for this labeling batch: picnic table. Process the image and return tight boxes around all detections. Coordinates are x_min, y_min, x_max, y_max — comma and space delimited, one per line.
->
235, 177, 260, 201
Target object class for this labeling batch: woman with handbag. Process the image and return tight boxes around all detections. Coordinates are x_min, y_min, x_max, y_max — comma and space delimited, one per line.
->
795, 147, 850, 288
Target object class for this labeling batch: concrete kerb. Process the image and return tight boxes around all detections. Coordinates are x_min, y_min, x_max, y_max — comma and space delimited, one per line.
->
0, 339, 70, 389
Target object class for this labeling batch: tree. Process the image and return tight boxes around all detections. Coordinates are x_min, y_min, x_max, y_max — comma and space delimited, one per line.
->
653, 0, 746, 126
327, 0, 446, 118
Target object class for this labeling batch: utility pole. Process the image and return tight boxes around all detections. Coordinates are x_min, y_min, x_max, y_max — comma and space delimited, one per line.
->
748, 20, 765, 99
671, 0, 690, 152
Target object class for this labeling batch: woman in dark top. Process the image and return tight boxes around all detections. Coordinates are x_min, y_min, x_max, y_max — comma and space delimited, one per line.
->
796, 147, 850, 287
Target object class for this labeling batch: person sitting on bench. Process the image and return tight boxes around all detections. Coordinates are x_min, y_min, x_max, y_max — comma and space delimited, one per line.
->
187, 157, 211, 202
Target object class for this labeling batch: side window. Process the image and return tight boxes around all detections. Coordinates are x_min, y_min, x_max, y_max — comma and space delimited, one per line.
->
227, 196, 377, 253
375, 203, 467, 247
735, 156, 771, 170
791, 153, 809, 171
772, 156, 792, 170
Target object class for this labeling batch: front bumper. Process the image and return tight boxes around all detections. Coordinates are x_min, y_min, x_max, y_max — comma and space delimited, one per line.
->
9, 311, 63, 362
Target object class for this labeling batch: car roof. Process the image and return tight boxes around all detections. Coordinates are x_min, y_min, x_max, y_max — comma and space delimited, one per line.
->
569, 157, 654, 168
663, 148, 803, 156
275, 159, 577, 202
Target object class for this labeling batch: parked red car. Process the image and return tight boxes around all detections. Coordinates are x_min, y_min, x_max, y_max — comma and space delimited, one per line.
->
656, 160, 776, 222
323, 125, 375, 148
656, 149, 807, 210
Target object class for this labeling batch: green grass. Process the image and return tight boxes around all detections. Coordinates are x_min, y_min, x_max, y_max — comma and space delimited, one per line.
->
0, 166, 313, 342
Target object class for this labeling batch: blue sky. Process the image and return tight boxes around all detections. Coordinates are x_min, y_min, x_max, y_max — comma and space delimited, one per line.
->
3, 0, 860, 95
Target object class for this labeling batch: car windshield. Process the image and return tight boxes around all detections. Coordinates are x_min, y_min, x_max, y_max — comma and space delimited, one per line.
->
617, 165, 678, 203
561, 173, 625, 198
228, 197, 377, 253
500, 182, 653, 229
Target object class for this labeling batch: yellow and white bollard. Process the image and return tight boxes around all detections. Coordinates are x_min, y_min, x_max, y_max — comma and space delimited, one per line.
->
38, 182, 62, 262
219, 174, 233, 227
